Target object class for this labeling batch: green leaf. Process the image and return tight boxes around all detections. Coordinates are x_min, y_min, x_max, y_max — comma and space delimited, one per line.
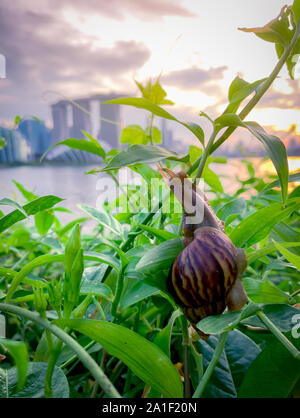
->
120, 280, 160, 309
197, 330, 261, 397
104, 98, 204, 144
14, 115, 22, 125
0, 338, 28, 392
0, 198, 28, 217
242, 304, 300, 332
225, 76, 267, 113
217, 198, 246, 221
203, 167, 223, 193
57, 319, 183, 398
215, 115, 288, 203
135, 238, 183, 273
238, 332, 300, 398
0, 195, 64, 234
129, 163, 161, 183
247, 241, 300, 264
230, 199, 300, 247
238, 6, 292, 46
197, 302, 260, 334
34, 211, 54, 236
135, 80, 174, 105
120, 125, 146, 144
42, 138, 105, 161
274, 241, 300, 270
13, 180, 38, 201
100, 144, 187, 171
81, 130, 106, 158
145, 126, 162, 144
264, 172, 300, 191
243, 277, 291, 303
243, 122, 288, 203
138, 225, 178, 241
80, 281, 113, 300
154, 310, 182, 357
78, 204, 124, 239
0, 137, 6, 150
1, 362, 69, 398
293, 0, 300, 23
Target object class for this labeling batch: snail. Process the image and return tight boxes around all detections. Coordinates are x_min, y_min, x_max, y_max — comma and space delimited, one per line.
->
159, 168, 247, 339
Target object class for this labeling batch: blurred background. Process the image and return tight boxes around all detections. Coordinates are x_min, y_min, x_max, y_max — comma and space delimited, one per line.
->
0, 0, 299, 217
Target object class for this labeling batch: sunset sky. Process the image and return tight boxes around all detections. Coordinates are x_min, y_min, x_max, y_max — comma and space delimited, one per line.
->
1, 0, 300, 147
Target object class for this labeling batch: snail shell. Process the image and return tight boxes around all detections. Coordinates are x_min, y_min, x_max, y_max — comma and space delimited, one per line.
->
159, 168, 247, 336
167, 226, 247, 325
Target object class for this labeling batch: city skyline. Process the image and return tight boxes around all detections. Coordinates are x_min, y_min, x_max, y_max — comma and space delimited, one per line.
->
0, 0, 300, 151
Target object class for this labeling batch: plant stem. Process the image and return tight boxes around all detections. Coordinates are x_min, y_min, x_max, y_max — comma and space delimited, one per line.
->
192, 331, 228, 398
0, 303, 121, 398
210, 22, 300, 154
187, 23, 300, 178
180, 316, 191, 398
193, 127, 219, 182
256, 310, 300, 360
111, 269, 125, 318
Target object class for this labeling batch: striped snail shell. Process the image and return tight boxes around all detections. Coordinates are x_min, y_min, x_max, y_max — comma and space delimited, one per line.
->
160, 169, 247, 337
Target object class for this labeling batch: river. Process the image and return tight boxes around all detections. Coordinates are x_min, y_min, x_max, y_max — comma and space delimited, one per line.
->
0, 158, 299, 225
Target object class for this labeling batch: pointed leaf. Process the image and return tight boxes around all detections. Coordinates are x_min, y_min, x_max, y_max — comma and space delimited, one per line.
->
57, 319, 183, 398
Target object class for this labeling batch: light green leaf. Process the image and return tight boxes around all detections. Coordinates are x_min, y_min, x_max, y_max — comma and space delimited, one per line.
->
34, 211, 54, 236
243, 277, 291, 303
274, 241, 300, 271
13, 180, 38, 201
0, 338, 28, 392
145, 126, 162, 143
293, 0, 300, 23
215, 115, 288, 203
120, 125, 146, 144
100, 144, 187, 171
41, 138, 105, 161
0, 195, 64, 234
57, 319, 183, 398
230, 199, 300, 247
154, 310, 182, 357
78, 204, 124, 239
104, 98, 204, 144
0, 198, 28, 217
138, 225, 178, 241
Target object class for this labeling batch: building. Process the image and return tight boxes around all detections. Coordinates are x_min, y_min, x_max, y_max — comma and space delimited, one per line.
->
51, 93, 123, 150
18, 119, 51, 160
0, 127, 30, 164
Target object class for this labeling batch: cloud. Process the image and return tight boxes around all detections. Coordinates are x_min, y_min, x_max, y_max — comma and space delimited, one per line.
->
0, 3, 151, 120
162, 66, 227, 93
256, 79, 300, 109
50, 0, 196, 20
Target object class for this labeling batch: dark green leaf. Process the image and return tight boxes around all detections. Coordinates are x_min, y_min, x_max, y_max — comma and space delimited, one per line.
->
238, 332, 300, 398
135, 238, 183, 273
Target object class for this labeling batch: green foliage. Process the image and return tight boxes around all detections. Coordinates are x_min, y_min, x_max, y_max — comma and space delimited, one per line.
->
58, 318, 183, 398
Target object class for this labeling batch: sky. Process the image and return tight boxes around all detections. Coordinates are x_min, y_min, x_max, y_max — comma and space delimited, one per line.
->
0, 0, 300, 149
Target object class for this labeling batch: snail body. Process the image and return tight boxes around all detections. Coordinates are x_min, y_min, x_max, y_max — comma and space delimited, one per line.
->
160, 169, 247, 336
